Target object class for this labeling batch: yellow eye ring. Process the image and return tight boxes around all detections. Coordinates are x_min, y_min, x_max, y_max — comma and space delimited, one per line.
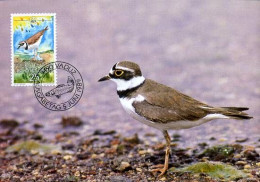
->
115, 70, 124, 77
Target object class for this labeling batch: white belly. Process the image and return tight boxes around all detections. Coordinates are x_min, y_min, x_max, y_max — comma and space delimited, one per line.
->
119, 96, 163, 130
119, 96, 229, 131
28, 36, 43, 50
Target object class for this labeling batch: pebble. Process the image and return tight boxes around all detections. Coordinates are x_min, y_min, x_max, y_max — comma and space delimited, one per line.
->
110, 176, 133, 182
0, 119, 19, 128
160, 177, 166, 181
91, 154, 97, 159
117, 161, 131, 172
244, 164, 251, 169
235, 161, 247, 165
136, 167, 142, 172
256, 162, 260, 167
51, 149, 61, 155
74, 171, 80, 177
219, 138, 227, 142
153, 143, 165, 150
235, 138, 248, 143
30, 150, 39, 155
61, 116, 83, 127
76, 152, 89, 160
138, 150, 147, 155
123, 133, 140, 144
63, 155, 73, 160
234, 154, 242, 159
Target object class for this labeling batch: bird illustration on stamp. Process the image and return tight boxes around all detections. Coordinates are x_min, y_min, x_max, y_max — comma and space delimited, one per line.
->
18, 26, 48, 61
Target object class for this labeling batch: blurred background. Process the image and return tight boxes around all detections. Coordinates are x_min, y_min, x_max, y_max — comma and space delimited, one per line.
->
0, 0, 259, 147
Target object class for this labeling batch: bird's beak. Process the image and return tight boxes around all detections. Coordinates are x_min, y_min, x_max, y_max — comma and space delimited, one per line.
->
98, 75, 111, 82
18, 45, 21, 49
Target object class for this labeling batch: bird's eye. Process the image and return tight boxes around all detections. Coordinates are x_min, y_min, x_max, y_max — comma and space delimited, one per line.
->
115, 70, 124, 77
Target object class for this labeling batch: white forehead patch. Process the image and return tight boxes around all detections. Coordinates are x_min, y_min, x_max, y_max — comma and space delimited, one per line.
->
115, 65, 134, 72
109, 68, 114, 74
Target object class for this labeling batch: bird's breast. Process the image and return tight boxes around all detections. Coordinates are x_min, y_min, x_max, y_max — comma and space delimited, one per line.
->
119, 95, 163, 129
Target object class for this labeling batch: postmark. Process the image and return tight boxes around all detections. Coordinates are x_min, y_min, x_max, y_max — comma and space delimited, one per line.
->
33, 61, 84, 111
11, 13, 57, 86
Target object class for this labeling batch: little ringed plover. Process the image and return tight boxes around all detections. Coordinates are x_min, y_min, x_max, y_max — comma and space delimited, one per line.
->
98, 61, 252, 176
18, 26, 48, 60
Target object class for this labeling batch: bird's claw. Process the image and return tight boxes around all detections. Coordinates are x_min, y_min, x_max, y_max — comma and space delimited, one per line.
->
150, 164, 168, 177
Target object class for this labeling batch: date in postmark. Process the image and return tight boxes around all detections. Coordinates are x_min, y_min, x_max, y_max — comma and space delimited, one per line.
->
11, 13, 56, 86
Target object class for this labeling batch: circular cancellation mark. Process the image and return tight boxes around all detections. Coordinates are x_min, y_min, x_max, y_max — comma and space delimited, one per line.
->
34, 61, 84, 111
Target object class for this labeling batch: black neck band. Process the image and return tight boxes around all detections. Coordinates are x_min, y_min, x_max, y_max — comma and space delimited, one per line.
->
117, 80, 145, 98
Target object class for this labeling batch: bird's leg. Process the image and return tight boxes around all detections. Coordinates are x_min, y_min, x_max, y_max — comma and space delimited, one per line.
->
33, 49, 37, 60
35, 48, 42, 61
151, 130, 171, 177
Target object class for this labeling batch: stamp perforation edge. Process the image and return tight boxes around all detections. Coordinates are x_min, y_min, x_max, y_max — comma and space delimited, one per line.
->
11, 13, 57, 86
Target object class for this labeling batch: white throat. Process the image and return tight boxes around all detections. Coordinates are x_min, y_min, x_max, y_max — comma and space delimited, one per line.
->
111, 76, 145, 91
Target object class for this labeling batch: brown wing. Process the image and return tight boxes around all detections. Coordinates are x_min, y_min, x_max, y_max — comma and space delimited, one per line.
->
132, 80, 211, 123
26, 27, 47, 44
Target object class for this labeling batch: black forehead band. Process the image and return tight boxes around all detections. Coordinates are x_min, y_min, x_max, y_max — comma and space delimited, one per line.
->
112, 63, 117, 70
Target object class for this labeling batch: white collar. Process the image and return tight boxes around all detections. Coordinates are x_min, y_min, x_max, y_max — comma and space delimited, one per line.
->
111, 76, 145, 91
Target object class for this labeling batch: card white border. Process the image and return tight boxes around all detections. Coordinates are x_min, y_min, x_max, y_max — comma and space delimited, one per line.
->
11, 13, 57, 86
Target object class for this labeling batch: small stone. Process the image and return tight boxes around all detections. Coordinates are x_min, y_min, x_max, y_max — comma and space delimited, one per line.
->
74, 171, 80, 177
144, 133, 156, 137
138, 150, 147, 155
123, 133, 140, 144
201, 157, 209, 162
235, 138, 248, 143
110, 176, 132, 182
234, 154, 241, 159
235, 161, 247, 165
160, 177, 166, 181
91, 154, 97, 159
63, 155, 73, 160
30, 150, 39, 155
136, 167, 142, 172
117, 161, 131, 171
62, 144, 75, 150
33, 123, 43, 129
256, 162, 260, 167
244, 164, 251, 169
32, 170, 39, 175
0, 119, 19, 128
99, 153, 105, 157
76, 152, 89, 160
209, 137, 216, 141
93, 129, 116, 135
219, 138, 227, 142
1, 173, 11, 179
51, 149, 61, 155
61, 116, 83, 127
153, 143, 165, 150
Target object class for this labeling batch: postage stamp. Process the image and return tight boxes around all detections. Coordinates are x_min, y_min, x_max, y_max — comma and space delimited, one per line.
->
11, 13, 57, 86
33, 61, 84, 111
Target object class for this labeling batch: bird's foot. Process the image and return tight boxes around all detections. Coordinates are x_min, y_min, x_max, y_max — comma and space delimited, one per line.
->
36, 55, 43, 61
150, 164, 168, 177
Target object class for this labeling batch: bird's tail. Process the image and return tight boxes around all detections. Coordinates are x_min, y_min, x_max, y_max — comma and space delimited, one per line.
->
218, 107, 253, 120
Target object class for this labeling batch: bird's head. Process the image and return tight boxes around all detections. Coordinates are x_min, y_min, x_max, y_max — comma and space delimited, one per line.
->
98, 61, 145, 91
18, 41, 26, 49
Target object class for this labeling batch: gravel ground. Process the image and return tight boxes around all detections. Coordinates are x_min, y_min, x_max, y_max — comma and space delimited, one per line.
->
0, 118, 259, 182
